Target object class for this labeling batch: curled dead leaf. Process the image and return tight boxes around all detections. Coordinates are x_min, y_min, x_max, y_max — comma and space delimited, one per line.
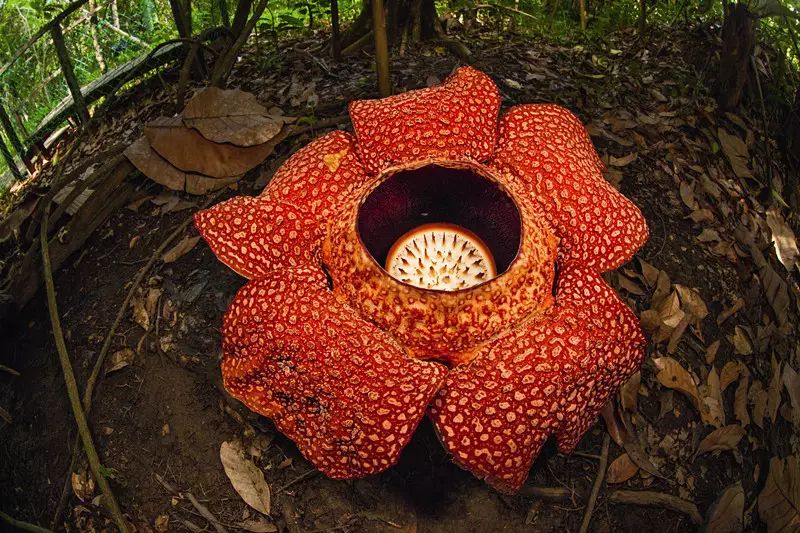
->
696, 425, 745, 456
606, 453, 639, 484
220, 440, 271, 515
106, 348, 135, 374
162, 235, 201, 264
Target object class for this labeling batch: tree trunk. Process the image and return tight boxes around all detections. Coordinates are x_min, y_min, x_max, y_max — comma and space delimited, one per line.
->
716, 2, 755, 111
111, 0, 121, 27
578, 0, 588, 31
331, 0, 342, 60
637, 0, 646, 34
346, 0, 438, 50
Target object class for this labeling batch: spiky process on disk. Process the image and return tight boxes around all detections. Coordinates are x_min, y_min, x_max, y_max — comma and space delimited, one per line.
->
196, 67, 649, 493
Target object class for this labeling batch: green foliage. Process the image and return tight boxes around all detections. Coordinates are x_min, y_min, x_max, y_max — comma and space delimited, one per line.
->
0, 0, 798, 183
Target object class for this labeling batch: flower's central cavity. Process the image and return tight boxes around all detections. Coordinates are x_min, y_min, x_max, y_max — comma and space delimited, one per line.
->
358, 164, 522, 291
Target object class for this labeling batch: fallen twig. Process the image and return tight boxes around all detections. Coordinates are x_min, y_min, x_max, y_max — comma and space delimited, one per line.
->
518, 485, 574, 501
40, 205, 129, 533
0, 363, 20, 376
185, 492, 228, 533
578, 433, 610, 533
0, 510, 53, 533
155, 473, 228, 533
607, 490, 703, 525
277, 469, 319, 493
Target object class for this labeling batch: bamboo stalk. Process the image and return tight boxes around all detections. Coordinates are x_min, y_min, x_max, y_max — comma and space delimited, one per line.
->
371, 0, 391, 97
0, 102, 30, 172
51, 23, 90, 124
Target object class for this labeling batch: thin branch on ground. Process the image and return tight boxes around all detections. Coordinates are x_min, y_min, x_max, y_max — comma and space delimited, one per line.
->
40, 205, 129, 533
185, 492, 228, 533
277, 469, 320, 493
0, 510, 53, 533
607, 490, 703, 524
578, 433, 610, 533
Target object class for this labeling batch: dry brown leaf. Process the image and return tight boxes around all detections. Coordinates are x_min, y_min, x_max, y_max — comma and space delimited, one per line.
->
758, 456, 800, 533
71, 469, 95, 502
609, 152, 638, 167
734, 374, 750, 428
125, 136, 241, 195
162, 235, 201, 264
620, 371, 641, 412
766, 208, 799, 271
184, 87, 287, 147
768, 356, 783, 424
687, 208, 715, 223
706, 340, 721, 364
718, 128, 753, 179
698, 228, 722, 243
145, 116, 282, 178
220, 440, 271, 515
717, 297, 745, 325
675, 284, 709, 324
728, 326, 752, 356
237, 517, 278, 532
106, 348, 135, 374
679, 181, 699, 210
616, 272, 646, 295
653, 357, 702, 408
696, 425, 745, 456
702, 368, 725, 428
606, 453, 639, 484
720, 361, 745, 392
706, 482, 744, 533
781, 364, 800, 427
750, 381, 768, 429
748, 242, 790, 329
636, 258, 660, 288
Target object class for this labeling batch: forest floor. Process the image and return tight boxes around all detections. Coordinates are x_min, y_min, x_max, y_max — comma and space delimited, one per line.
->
1, 23, 799, 532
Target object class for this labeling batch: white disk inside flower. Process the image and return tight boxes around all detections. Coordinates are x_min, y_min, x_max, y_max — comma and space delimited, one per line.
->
385, 223, 497, 291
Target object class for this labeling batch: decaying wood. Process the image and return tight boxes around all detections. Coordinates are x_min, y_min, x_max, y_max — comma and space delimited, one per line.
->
7, 160, 136, 309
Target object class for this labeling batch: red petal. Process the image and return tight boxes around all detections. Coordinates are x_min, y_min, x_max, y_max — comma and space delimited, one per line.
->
195, 196, 322, 279
264, 130, 370, 217
428, 262, 645, 493
349, 67, 500, 174
492, 105, 648, 272
222, 268, 447, 478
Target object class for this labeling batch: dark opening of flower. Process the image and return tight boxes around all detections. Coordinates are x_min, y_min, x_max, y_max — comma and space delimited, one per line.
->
358, 164, 521, 290
196, 67, 649, 493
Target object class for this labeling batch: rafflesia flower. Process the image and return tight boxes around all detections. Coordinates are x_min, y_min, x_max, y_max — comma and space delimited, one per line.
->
195, 67, 648, 493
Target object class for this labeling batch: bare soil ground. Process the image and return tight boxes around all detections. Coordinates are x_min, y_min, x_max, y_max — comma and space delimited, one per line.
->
1, 24, 798, 532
